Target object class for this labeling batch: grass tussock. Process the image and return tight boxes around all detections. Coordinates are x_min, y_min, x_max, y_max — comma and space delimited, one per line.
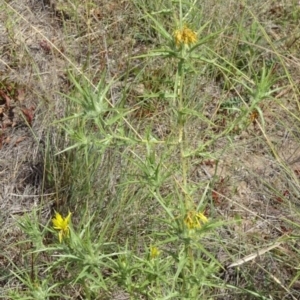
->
1, 0, 300, 299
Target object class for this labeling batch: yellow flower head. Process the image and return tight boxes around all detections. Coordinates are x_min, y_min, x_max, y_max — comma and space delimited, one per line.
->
149, 246, 160, 259
52, 211, 71, 243
184, 211, 208, 230
173, 25, 197, 47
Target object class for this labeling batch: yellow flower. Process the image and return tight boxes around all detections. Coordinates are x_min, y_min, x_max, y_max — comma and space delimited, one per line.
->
52, 211, 71, 243
184, 211, 208, 230
173, 25, 197, 47
149, 246, 160, 259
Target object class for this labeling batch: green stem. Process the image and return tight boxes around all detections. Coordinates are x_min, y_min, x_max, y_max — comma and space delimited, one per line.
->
177, 59, 189, 209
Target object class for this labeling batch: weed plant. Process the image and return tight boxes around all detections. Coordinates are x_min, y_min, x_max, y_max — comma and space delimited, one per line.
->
2, 0, 300, 299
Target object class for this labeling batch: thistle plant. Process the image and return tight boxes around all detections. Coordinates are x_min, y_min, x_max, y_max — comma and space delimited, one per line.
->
133, 1, 223, 297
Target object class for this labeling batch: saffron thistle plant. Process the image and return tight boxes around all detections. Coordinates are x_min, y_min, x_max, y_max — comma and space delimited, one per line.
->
130, 2, 225, 297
